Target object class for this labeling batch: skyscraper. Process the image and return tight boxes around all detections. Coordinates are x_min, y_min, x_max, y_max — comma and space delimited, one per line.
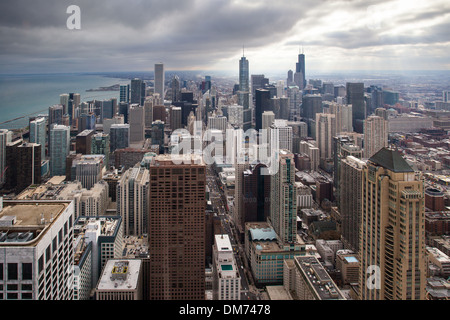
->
261, 111, 275, 130
171, 75, 181, 102
5, 141, 41, 193
29, 117, 46, 160
91, 132, 110, 168
76, 129, 94, 155
346, 82, 366, 133
242, 163, 271, 224
270, 119, 293, 153
60, 93, 70, 116
131, 78, 145, 105
110, 124, 130, 152
364, 115, 389, 159
295, 53, 306, 89
339, 155, 365, 252
359, 148, 426, 300
0, 129, 12, 185
49, 125, 70, 176
117, 166, 149, 236
49, 104, 64, 126
238, 54, 250, 109
154, 63, 165, 100
147, 154, 206, 300
315, 113, 336, 162
120, 84, 130, 103
255, 89, 271, 131
270, 150, 297, 244
128, 104, 145, 144
170, 106, 182, 131
212, 234, 241, 300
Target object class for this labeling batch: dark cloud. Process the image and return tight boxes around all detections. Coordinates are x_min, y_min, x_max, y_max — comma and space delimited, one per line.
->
0, 0, 449, 73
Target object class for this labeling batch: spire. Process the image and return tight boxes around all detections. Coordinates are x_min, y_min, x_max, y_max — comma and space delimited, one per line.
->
242, 44, 245, 57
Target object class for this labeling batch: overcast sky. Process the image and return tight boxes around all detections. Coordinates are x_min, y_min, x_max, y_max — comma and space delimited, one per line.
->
1, 0, 449, 75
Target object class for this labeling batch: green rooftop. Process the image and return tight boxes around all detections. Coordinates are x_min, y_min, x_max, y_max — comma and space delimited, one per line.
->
221, 264, 233, 271
368, 148, 414, 173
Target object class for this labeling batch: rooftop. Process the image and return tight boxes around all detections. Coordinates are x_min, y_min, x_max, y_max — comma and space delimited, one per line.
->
0, 200, 71, 246
97, 259, 142, 291
295, 256, 345, 300
369, 148, 414, 173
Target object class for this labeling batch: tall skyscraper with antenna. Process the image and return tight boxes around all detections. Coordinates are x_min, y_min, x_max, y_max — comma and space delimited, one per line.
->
238, 46, 251, 130
295, 48, 306, 89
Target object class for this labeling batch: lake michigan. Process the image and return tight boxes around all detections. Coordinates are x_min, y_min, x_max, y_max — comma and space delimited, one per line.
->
0, 73, 130, 130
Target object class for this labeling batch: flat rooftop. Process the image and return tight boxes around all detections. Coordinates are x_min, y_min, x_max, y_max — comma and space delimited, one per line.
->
97, 259, 142, 291
295, 256, 345, 300
0, 200, 71, 245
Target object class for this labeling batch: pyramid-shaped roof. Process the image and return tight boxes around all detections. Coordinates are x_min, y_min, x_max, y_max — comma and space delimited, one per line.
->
368, 148, 414, 173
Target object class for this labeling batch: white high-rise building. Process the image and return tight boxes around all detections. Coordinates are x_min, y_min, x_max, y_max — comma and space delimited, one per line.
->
117, 166, 149, 236
262, 111, 275, 130
71, 155, 105, 190
270, 150, 297, 244
212, 234, 241, 300
0, 199, 75, 300
364, 115, 388, 159
208, 113, 228, 133
315, 113, 336, 161
29, 117, 46, 161
154, 63, 165, 99
57, 181, 109, 219
270, 119, 293, 153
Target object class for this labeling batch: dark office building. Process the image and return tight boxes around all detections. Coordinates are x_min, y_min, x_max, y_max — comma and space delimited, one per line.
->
152, 105, 167, 123
242, 163, 271, 226
255, 89, 271, 131
5, 141, 41, 194
346, 82, 366, 133
296, 53, 306, 89
301, 94, 323, 120
130, 78, 146, 106
118, 102, 129, 124
76, 129, 94, 155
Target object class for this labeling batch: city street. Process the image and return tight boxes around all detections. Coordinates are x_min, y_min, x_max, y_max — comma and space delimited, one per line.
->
206, 164, 259, 300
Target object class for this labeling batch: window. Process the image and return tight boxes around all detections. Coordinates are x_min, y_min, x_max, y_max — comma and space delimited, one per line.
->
22, 263, 32, 280
0, 263, 3, 280
7, 263, 18, 280
21, 293, 32, 300
38, 256, 44, 274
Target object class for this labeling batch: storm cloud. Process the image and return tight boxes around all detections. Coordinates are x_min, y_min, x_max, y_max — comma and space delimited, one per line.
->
0, 0, 449, 74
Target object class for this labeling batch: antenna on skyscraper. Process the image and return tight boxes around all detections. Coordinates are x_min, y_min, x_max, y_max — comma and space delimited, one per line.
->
243, 44, 245, 57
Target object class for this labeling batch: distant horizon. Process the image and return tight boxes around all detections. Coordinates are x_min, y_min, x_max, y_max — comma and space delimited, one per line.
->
2, 68, 450, 77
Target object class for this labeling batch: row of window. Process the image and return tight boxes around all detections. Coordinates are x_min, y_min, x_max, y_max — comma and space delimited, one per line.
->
0, 263, 32, 281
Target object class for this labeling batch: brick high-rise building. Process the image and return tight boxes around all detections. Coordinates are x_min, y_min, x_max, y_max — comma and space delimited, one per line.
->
147, 154, 206, 300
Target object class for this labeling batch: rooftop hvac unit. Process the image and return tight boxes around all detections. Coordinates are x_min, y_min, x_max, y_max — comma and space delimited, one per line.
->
5, 232, 19, 242
5, 232, 34, 243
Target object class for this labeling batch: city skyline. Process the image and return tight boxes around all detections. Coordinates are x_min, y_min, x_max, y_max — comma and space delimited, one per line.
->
0, 0, 450, 74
